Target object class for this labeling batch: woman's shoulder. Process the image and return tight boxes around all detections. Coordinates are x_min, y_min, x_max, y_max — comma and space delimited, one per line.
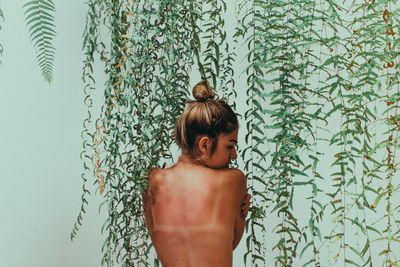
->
221, 168, 247, 199
148, 166, 165, 181
148, 165, 174, 186
214, 168, 246, 189
220, 168, 246, 180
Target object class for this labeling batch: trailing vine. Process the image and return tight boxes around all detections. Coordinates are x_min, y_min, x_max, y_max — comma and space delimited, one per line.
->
198, 0, 236, 99
235, 0, 400, 266
235, 0, 328, 265
319, 0, 400, 265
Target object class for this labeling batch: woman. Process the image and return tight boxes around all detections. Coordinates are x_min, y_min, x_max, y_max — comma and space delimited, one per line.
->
143, 80, 251, 266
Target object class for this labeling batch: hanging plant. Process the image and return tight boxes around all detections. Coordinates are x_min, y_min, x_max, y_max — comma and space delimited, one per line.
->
235, 0, 400, 266
196, 0, 236, 101
318, 1, 400, 266
235, 0, 328, 265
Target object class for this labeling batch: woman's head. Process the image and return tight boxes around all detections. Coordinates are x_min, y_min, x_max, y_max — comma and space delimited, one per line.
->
174, 80, 239, 165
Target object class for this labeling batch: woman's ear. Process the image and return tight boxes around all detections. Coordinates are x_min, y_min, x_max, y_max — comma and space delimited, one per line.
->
198, 136, 211, 154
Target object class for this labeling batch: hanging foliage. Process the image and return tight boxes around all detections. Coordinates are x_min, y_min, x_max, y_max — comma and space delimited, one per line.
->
195, 0, 237, 101
235, 0, 400, 266
23, 0, 56, 83
236, 0, 328, 265
71, 0, 400, 266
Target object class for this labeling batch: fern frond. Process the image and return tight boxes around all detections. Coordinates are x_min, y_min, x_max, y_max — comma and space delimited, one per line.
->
0, 7, 3, 28
23, 0, 56, 83
0, 7, 4, 64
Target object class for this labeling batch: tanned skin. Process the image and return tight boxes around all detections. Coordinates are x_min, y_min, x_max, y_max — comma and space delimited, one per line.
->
143, 129, 251, 267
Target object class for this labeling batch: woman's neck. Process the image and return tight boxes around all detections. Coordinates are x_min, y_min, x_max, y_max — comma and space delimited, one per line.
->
177, 150, 205, 167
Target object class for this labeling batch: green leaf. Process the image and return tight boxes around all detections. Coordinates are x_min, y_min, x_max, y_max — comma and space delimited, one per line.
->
366, 225, 382, 236
372, 190, 386, 209
300, 241, 313, 258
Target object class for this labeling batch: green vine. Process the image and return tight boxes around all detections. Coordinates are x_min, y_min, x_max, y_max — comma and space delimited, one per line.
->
70, 0, 107, 241
235, 0, 400, 266
320, 1, 400, 266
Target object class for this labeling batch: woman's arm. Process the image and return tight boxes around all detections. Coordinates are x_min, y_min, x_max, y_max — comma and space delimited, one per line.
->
232, 171, 250, 250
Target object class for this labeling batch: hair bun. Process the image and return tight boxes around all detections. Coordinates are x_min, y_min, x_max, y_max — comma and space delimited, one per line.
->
192, 80, 216, 101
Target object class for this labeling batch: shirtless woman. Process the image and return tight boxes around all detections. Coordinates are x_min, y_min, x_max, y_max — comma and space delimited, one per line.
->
142, 81, 251, 267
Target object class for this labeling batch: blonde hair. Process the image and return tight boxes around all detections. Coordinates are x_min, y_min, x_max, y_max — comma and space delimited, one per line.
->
174, 80, 238, 155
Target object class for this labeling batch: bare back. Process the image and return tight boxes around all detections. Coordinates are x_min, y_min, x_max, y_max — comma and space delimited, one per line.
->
143, 163, 246, 267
